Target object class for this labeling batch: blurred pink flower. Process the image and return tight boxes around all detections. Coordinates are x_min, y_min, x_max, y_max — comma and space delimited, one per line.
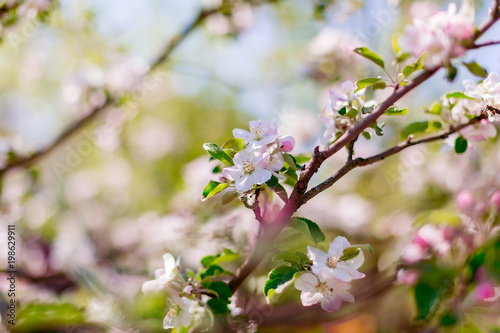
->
456, 190, 475, 212
491, 191, 500, 209
397, 269, 421, 286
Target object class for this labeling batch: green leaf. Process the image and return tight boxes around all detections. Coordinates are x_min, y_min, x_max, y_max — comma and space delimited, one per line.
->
294, 154, 312, 164
283, 153, 300, 171
203, 143, 233, 166
201, 249, 241, 268
458, 323, 482, 333
391, 35, 401, 55
428, 121, 442, 132
401, 121, 429, 139
264, 266, 300, 296
362, 131, 371, 140
266, 176, 288, 202
396, 53, 410, 63
355, 78, 382, 92
14, 303, 86, 333
372, 81, 387, 90
207, 298, 228, 314
208, 281, 232, 304
221, 138, 245, 151
424, 102, 442, 115
202, 181, 229, 199
454, 136, 468, 154
354, 47, 385, 69
446, 92, 474, 100
290, 217, 326, 244
203, 181, 220, 198
369, 122, 384, 136
338, 106, 347, 115
340, 247, 360, 261
344, 108, 359, 118
200, 265, 225, 279
402, 64, 418, 77
272, 252, 301, 264
413, 268, 455, 321
446, 65, 458, 82
385, 106, 408, 116
463, 61, 487, 78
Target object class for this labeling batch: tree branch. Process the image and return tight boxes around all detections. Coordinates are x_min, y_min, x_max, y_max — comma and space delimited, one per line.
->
229, 3, 500, 293
301, 112, 489, 205
471, 40, 500, 49
0, 6, 220, 176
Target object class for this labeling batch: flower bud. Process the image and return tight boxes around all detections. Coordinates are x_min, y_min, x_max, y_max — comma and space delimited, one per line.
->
474, 281, 497, 303
278, 135, 295, 153
397, 269, 421, 286
490, 191, 500, 209
456, 190, 475, 212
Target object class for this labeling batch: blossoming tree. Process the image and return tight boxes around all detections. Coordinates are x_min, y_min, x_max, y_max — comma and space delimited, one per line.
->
1, 0, 500, 332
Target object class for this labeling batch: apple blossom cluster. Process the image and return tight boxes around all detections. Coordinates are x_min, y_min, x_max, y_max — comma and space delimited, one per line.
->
398, 189, 500, 305
221, 120, 295, 192
294, 236, 365, 312
400, 1, 475, 68
447, 73, 500, 144
320, 80, 372, 148
142, 254, 195, 331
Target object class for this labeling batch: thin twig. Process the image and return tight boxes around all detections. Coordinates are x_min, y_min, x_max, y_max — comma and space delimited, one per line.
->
471, 40, 500, 49
301, 113, 488, 205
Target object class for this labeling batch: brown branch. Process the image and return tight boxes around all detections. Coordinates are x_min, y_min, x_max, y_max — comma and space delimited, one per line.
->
301, 113, 488, 205
347, 135, 358, 162
0, 6, 220, 176
471, 40, 500, 49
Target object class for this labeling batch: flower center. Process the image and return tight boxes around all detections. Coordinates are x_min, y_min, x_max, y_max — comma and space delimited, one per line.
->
251, 127, 264, 140
326, 255, 339, 268
167, 305, 180, 318
242, 159, 255, 174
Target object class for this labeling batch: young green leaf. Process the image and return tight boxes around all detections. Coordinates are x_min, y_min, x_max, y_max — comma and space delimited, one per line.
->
424, 102, 442, 115
355, 78, 382, 92
445, 65, 458, 82
385, 106, 408, 116
401, 121, 429, 139
203, 181, 220, 198
354, 47, 385, 69
463, 61, 487, 78
264, 266, 300, 296
201, 249, 241, 267
203, 143, 234, 166
290, 217, 326, 244
445, 92, 474, 100
203, 182, 229, 199
454, 136, 468, 154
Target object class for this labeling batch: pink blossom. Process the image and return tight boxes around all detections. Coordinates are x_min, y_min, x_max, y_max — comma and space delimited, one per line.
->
490, 191, 500, 209
233, 120, 278, 149
401, 1, 475, 68
397, 269, 421, 286
294, 273, 354, 312
460, 120, 497, 142
474, 281, 499, 303
402, 225, 454, 264
278, 135, 295, 152
221, 150, 271, 192
456, 190, 475, 212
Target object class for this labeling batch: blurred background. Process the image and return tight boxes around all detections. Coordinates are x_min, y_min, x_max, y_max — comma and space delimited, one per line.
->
0, 0, 499, 332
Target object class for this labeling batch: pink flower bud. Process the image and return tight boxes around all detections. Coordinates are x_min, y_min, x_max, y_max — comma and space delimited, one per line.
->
474, 281, 497, 302
491, 191, 500, 209
397, 269, 421, 286
456, 190, 475, 212
278, 135, 295, 153
183, 285, 193, 295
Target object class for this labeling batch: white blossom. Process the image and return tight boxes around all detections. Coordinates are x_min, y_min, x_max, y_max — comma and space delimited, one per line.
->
142, 253, 179, 293
307, 236, 365, 282
294, 273, 354, 312
163, 294, 193, 331
221, 150, 271, 192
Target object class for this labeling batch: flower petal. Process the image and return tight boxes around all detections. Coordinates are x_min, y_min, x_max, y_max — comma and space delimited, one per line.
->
307, 246, 328, 265
294, 273, 318, 292
320, 294, 342, 312
328, 236, 351, 258
300, 291, 323, 306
